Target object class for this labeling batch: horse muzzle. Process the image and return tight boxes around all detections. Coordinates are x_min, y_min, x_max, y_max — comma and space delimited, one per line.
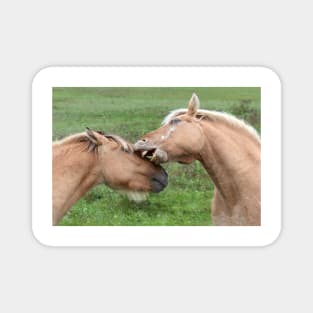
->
150, 148, 168, 164
151, 167, 168, 192
134, 140, 169, 164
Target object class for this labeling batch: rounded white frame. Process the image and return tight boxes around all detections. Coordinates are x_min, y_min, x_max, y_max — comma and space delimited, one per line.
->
32, 67, 281, 247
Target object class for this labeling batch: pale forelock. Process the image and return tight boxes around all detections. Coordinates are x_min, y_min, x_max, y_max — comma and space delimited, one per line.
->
162, 109, 260, 143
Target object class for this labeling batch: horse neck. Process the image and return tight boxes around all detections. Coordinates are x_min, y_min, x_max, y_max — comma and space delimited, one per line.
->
52, 142, 101, 223
198, 121, 260, 207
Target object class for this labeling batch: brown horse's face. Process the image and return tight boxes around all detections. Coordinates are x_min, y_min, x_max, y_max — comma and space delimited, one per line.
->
88, 130, 168, 194
134, 115, 204, 164
134, 93, 204, 165
100, 145, 168, 193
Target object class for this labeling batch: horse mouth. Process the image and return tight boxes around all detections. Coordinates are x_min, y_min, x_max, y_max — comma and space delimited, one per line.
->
138, 148, 168, 164
141, 148, 156, 160
134, 140, 169, 164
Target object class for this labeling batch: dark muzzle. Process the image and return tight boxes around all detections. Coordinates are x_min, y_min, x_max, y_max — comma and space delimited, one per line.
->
151, 167, 168, 192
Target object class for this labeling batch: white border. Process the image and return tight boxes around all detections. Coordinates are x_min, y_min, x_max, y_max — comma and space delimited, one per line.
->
32, 67, 281, 247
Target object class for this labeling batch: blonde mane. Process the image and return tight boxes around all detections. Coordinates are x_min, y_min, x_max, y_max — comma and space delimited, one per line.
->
53, 131, 134, 153
103, 134, 134, 153
162, 109, 260, 143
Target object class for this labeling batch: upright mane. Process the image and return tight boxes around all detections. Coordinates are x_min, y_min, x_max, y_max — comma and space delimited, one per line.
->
98, 132, 134, 153
53, 131, 134, 153
162, 109, 260, 143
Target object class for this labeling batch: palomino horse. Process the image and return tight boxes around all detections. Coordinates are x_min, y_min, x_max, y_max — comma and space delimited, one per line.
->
135, 94, 260, 226
53, 128, 168, 225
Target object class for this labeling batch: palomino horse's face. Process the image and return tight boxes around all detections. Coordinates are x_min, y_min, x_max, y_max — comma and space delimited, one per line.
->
134, 94, 204, 164
86, 129, 168, 194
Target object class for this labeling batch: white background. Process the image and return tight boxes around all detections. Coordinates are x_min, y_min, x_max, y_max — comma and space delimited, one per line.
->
33, 67, 281, 247
0, 0, 311, 312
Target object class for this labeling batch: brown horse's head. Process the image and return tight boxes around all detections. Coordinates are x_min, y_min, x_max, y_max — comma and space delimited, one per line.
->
84, 128, 168, 196
134, 93, 205, 164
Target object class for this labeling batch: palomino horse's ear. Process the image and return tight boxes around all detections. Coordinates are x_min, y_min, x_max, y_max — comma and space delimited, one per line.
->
85, 127, 102, 146
187, 93, 200, 117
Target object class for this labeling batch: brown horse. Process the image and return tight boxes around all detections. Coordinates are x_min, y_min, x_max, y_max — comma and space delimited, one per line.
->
53, 128, 168, 225
135, 94, 260, 226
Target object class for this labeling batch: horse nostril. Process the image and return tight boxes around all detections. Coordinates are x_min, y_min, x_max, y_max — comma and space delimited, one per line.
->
161, 167, 168, 177
134, 139, 148, 150
151, 168, 168, 192
159, 170, 168, 185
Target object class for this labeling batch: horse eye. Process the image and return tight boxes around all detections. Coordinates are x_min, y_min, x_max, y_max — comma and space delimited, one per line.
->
170, 118, 181, 125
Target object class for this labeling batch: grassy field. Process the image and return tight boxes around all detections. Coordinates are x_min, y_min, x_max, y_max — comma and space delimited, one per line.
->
53, 87, 260, 226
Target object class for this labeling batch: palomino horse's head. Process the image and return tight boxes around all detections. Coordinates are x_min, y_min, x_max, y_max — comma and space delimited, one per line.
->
134, 93, 205, 164
84, 128, 168, 196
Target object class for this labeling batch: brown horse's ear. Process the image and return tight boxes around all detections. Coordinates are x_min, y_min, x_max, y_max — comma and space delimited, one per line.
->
85, 127, 103, 146
187, 93, 200, 116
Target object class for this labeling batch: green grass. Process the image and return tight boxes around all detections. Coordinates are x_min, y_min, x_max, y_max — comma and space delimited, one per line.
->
53, 87, 260, 226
